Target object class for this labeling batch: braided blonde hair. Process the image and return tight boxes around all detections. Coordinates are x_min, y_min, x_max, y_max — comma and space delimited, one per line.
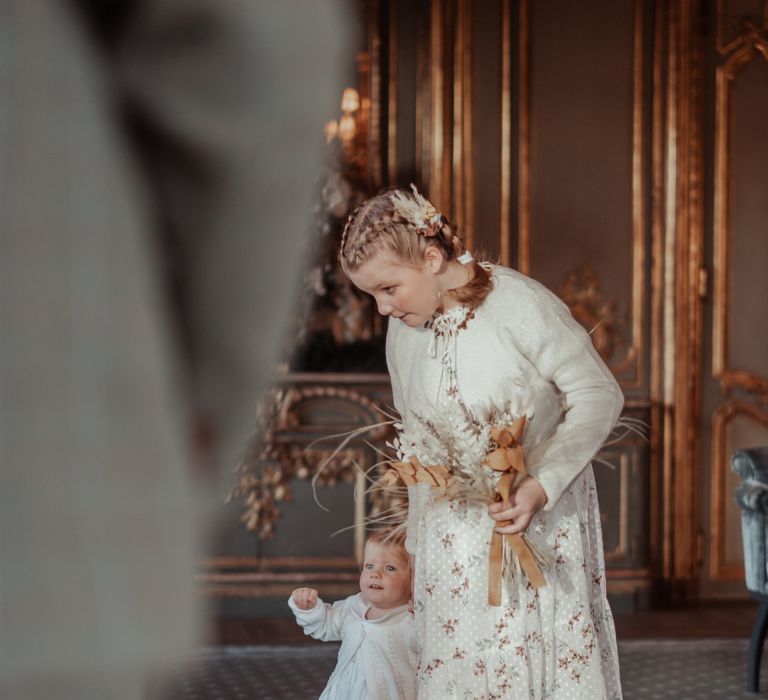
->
339, 187, 493, 308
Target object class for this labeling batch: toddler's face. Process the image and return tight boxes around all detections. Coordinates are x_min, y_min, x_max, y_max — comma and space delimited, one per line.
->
347, 250, 441, 327
359, 540, 411, 611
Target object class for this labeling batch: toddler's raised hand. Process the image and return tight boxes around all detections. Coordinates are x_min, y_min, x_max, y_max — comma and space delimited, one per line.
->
291, 587, 318, 610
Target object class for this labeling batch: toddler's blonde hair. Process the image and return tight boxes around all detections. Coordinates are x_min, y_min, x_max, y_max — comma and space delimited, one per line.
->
365, 529, 410, 567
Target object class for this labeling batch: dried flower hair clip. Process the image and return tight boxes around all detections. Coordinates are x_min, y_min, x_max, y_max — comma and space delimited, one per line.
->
390, 184, 443, 236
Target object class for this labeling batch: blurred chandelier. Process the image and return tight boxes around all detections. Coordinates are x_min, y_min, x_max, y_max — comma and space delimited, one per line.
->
324, 87, 361, 145
323, 85, 368, 177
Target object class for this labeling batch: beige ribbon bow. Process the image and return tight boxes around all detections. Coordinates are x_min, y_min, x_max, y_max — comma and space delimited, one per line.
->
486, 415, 546, 606
381, 455, 454, 495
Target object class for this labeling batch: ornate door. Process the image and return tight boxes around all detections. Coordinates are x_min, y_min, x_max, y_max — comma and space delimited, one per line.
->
697, 0, 768, 599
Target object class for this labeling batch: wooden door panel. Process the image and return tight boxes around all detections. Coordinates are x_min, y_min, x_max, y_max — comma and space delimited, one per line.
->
698, 0, 768, 598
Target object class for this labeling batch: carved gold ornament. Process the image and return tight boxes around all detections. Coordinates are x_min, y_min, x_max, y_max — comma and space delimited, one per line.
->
229, 386, 392, 539
560, 264, 623, 364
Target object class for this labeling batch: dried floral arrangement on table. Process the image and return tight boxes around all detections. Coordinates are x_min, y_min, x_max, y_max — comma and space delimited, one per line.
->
227, 387, 394, 539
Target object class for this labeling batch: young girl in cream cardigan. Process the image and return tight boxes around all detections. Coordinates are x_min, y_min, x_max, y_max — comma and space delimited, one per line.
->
339, 186, 624, 699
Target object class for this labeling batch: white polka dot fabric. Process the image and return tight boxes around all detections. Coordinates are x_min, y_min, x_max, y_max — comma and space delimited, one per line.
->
411, 467, 621, 699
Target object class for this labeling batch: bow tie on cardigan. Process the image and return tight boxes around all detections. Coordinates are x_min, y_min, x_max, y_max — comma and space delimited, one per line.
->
426, 306, 471, 358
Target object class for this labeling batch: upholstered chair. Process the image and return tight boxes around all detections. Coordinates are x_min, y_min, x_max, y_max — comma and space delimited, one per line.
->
732, 446, 768, 692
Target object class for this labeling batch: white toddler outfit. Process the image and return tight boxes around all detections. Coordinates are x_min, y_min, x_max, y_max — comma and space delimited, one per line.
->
288, 592, 418, 699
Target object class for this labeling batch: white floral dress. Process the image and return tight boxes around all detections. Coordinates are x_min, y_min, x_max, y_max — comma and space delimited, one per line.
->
385, 266, 624, 699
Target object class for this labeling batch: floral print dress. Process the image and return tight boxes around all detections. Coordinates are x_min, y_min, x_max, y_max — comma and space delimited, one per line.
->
385, 266, 623, 699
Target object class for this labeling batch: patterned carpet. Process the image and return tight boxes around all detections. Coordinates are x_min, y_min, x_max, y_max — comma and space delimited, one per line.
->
150, 639, 768, 699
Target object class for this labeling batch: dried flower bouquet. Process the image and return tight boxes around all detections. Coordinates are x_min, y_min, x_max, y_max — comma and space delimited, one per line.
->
371, 399, 548, 605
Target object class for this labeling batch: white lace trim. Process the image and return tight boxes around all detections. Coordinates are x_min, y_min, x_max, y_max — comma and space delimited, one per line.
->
426, 305, 470, 358
426, 305, 472, 400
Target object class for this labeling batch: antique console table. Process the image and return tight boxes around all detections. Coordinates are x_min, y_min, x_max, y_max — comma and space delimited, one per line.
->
201, 373, 651, 620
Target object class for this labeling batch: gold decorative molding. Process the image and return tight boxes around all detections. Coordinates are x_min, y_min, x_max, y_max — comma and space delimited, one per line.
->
415, 2, 475, 234
602, 451, 631, 562
415, 7, 426, 183
710, 400, 768, 580
679, 0, 706, 585
666, 0, 706, 584
202, 557, 360, 570
606, 576, 653, 596
198, 558, 363, 597
718, 373, 768, 402
517, 0, 531, 275
649, 0, 666, 579
608, 568, 653, 578
560, 264, 624, 365
201, 572, 360, 584
229, 384, 392, 563
429, 0, 447, 211
415, 0, 451, 210
713, 18, 768, 401
500, 0, 512, 267
453, 0, 474, 247
201, 582, 359, 599
387, 0, 398, 185
620, 0, 647, 389
368, 0, 383, 188
717, 0, 768, 55
660, 0, 674, 585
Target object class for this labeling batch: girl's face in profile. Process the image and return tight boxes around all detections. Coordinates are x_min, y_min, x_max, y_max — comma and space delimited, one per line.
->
359, 540, 411, 610
347, 250, 442, 327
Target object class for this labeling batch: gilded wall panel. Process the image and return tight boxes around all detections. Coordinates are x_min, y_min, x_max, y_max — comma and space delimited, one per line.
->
706, 13, 768, 588
725, 58, 768, 386
713, 19, 768, 398
528, 0, 648, 391
469, 0, 503, 255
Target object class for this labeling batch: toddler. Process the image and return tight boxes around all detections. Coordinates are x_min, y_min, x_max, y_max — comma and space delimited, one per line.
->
289, 531, 417, 699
